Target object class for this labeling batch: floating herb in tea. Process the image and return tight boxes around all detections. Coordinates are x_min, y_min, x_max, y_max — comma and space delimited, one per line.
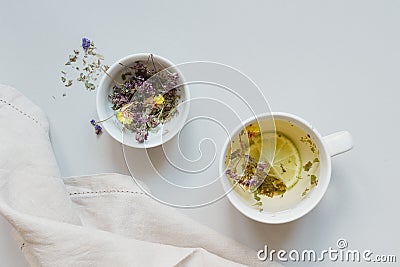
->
225, 124, 303, 211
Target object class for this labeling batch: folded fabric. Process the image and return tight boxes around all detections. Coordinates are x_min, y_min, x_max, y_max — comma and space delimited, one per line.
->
0, 85, 281, 267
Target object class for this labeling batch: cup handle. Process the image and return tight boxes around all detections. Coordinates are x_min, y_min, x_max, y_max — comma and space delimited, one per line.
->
322, 131, 353, 157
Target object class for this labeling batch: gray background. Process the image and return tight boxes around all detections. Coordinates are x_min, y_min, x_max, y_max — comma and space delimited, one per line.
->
1, 0, 399, 266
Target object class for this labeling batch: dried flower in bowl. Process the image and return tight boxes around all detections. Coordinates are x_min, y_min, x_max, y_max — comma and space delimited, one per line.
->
96, 53, 189, 147
60, 38, 188, 146
105, 58, 182, 143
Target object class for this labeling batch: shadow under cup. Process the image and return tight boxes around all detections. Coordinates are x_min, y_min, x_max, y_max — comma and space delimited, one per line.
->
220, 112, 332, 224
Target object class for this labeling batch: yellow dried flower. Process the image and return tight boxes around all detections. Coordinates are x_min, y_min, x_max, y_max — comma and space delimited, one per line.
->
116, 111, 132, 125
116, 103, 133, 125
153, 94, 164, 105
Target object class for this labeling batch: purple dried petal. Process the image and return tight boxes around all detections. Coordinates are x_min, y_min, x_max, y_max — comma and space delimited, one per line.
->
82, 38, 91, 52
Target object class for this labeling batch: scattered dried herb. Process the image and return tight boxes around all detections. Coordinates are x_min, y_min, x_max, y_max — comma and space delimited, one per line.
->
60, 37, 108, 95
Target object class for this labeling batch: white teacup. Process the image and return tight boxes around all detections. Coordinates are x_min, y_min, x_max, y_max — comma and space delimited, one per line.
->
219, 112, 353, 224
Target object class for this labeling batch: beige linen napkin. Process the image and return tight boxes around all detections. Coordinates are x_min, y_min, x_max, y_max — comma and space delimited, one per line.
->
0, 85, 281, 267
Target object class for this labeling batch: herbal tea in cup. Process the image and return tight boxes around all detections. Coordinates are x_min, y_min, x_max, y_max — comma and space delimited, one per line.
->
220, 112, 353, 223
225, 118, 320, 212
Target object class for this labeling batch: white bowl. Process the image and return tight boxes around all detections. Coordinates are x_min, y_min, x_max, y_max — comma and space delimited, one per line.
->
96, 53, 190, 148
